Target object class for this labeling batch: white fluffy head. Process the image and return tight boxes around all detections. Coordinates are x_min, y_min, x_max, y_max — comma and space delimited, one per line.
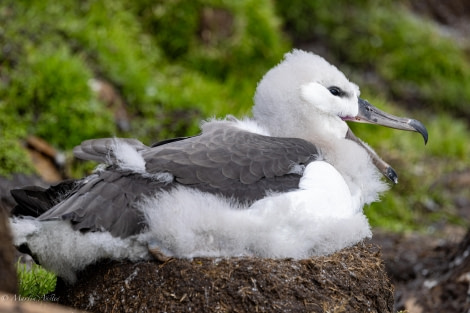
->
253, 50, 360, 141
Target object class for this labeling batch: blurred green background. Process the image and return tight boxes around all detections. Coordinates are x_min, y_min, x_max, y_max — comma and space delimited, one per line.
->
1, 0, 469, 233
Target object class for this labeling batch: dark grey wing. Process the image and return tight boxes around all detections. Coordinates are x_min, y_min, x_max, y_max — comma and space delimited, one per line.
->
37, 169, 174, 238
143, 126, 320, 201
11, 180, 78, 217
15, 126, 319, 239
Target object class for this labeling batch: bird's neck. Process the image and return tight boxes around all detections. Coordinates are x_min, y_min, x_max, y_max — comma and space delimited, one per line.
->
278, 114, 349, 144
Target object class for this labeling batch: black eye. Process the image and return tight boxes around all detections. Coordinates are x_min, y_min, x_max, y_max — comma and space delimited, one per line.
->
328, 86, 342, 97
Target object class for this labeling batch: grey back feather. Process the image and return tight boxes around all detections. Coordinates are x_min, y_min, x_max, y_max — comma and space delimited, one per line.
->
144, 126, 319, 185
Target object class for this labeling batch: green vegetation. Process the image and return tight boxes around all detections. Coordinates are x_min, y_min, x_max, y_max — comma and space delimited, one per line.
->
16, 259, 56, 300
4, 45, 116, 149
0, 0, 287, 173
0, 112, 35, 177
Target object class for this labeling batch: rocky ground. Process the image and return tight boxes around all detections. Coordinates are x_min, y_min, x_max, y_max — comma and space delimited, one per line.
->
370, 228, 470, 313
367, 169, 470, 313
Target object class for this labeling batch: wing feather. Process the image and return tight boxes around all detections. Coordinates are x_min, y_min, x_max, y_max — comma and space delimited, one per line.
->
144, 126, 319, 187
37, 171, 173, 237
15, 124, 320, 238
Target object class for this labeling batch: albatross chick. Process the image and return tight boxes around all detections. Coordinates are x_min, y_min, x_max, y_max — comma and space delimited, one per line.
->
10, 50, 428, 282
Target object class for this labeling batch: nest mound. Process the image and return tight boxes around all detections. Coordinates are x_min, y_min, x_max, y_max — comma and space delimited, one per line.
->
55, 242, 393, 313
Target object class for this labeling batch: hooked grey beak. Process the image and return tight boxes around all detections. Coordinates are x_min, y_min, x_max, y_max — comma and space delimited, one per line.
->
353, 98, 428, 144
344, 98, 428, 184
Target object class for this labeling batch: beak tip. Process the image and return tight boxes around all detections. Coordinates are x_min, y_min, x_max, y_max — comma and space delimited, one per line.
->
409, 119, 428, 145
386, 167, 398, 184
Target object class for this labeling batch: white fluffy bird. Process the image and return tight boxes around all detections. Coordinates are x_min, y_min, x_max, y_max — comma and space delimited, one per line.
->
10, 50, 427, 282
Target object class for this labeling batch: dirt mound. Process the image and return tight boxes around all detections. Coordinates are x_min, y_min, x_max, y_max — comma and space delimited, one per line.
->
55, 243, 393, 313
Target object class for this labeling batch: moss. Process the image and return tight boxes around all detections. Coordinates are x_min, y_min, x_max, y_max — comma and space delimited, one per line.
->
2, 44, 116, 150
1, 0, 288, 150
17, 259, 57, 300
131, 0, 288, 80
0, 0, 287, 173
55, 0, 163, 114
0, 102, 36, 176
